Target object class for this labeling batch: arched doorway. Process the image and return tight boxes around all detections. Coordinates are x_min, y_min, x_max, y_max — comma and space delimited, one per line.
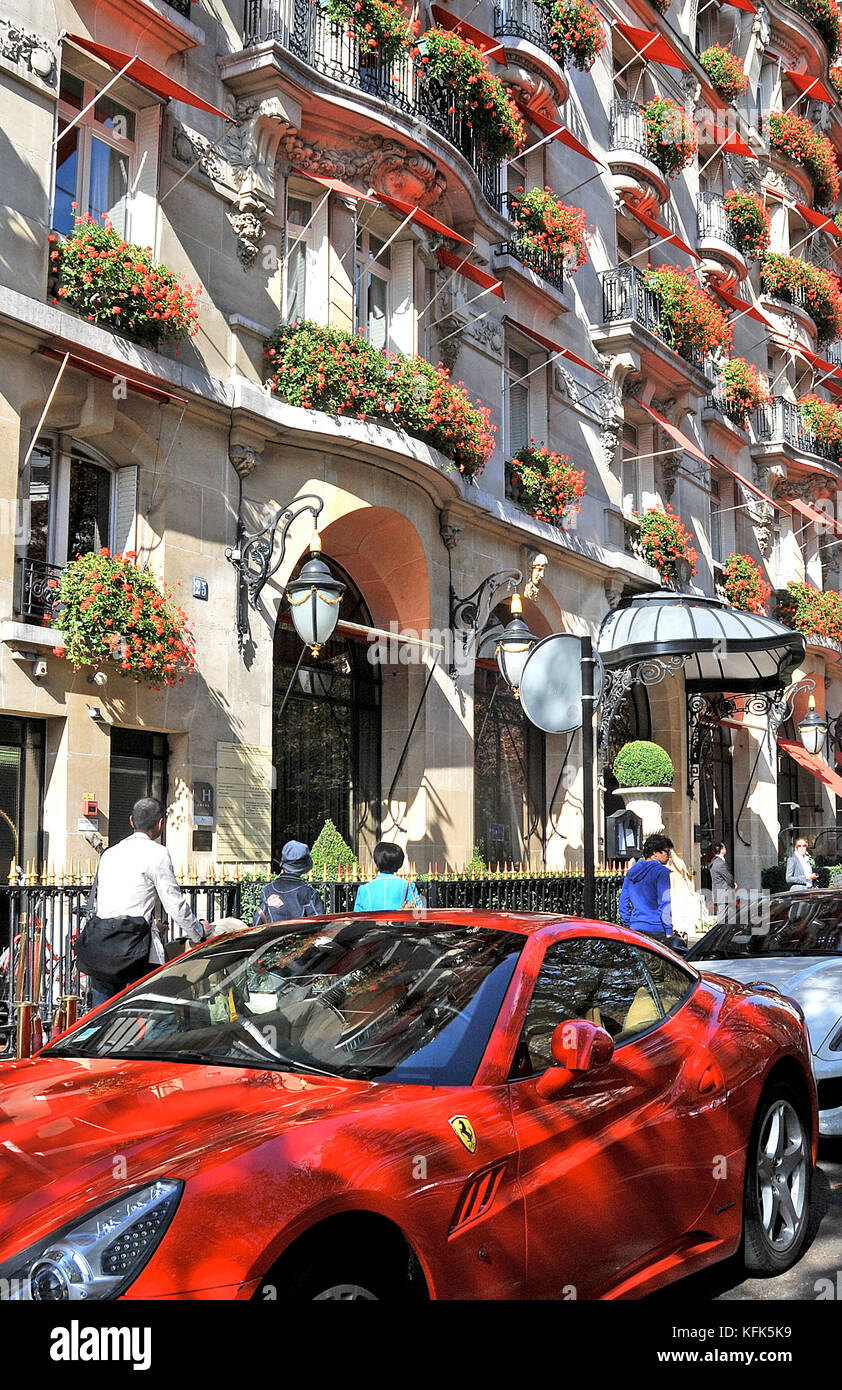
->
272, 560, 381, 864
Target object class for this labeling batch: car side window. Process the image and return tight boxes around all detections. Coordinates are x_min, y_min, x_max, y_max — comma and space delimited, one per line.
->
634, 947, 695, 1016
511, 937, 663, 1079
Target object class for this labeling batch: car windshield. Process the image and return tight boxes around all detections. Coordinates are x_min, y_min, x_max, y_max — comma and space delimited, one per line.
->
687, 894, 842, 961
47, 919, 523, 1085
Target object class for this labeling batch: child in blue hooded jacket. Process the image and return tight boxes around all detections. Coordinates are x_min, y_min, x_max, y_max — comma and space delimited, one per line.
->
618, 834, 674, 939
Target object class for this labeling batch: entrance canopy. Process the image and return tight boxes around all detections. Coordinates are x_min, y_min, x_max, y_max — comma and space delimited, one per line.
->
597, 592, 805, 693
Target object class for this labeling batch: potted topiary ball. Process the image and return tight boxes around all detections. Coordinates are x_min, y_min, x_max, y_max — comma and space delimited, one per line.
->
612, 740, 675, 835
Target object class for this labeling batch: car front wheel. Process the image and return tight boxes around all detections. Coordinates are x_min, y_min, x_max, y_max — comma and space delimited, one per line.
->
742, 1082, 812, 1274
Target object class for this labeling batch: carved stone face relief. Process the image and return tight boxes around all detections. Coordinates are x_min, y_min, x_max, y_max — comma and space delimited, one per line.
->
0, 20, 56, 87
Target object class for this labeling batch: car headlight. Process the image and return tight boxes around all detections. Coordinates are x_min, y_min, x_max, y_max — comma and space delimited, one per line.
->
0, 1179, 182, 1301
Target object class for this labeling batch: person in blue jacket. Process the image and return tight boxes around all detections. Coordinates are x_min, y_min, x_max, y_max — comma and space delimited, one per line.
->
618, 834, 674, 940
354, 841, 422, 911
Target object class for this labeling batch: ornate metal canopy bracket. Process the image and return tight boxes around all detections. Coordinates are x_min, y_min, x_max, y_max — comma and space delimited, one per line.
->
226, 491, 325, 648
597, 655, 688, 777
450, 569, 521, 673
686, 692, 739, 798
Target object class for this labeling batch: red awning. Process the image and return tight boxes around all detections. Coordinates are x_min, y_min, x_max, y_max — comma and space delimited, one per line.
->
719, 0, 757, 11
711, 454, 785, 509
779, 739, 842, 799
621, 198, 700, 259
786, 493, 842, 539
374, 191, 473, 246
635, 400, 711, 466
65, 33, 232, 121
798, 344, 842, 380
785, 71, 836, 104
506, 318, 607, 376
614, 22, 688, 69
794, 202, 842, 239
430, 7, 507, 60
714, 283, 775, 327
437, 247, 504, 299
516, 102, 605, 166
40, 345, 185, 405
699, 119, 756, 158
294, 170, 377, 203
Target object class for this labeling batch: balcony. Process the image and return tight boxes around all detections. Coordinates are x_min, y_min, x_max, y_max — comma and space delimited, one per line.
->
759, 279, 819, 348
243, 0, 502, 210
703, 362, 751, 438
493, 193, 565, 292
15, 557, 62, 626
164, 0, 192, 13
595, 265, 706, 387
697, 193, 747, 285
607, 99, 669, 213
492, 0, 569, 95
752, 396, 841, 466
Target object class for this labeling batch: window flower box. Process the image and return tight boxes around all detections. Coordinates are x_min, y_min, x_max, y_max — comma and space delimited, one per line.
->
721, 553, 771, 615
722, 188, 771, 260
327, 0, 416, 60
778, 581, 842, 641
539, 0, 607, 71
699, 45, 749, 106
509, 186, 590, 271
633, 506, 699, 584
767, 110, 840, 208
717, 357, 771, 426
761, 252, 842, 343
509, 442, 586, 525
421, 28, 526, 160
642, 264, 732, 357
642, 97, 698, 178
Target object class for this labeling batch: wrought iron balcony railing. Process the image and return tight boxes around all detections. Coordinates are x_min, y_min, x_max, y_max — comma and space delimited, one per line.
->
601, 264, 703, 373
761, 275, 817, 322
495, 191, 565, 290
609, 98, 649, 158
753, 395, 841, 463
15, 556, 63, 625
243, 0, 502, 210
164, 0, 192, 14
697, 192, 740, 252
494, 0, 557, 59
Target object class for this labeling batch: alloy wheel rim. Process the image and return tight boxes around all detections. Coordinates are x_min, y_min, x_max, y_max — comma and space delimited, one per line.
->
313, 1284, 378, 1301
755, 1099, 808, 1252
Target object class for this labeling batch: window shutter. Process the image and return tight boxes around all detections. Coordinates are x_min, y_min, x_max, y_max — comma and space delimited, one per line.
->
112, 466, 138, 556
131, 105, 160, 252
389, 240, 415, 355
286, 238, 307, 322
509, 383, 529, 457
309, 195, 330, 326
529, 360, 548, 444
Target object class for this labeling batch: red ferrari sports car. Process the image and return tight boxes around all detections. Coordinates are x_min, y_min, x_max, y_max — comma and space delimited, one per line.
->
0, 911, 818, 1301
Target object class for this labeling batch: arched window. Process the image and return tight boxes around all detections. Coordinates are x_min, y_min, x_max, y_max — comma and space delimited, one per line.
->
272, 560, 381, 864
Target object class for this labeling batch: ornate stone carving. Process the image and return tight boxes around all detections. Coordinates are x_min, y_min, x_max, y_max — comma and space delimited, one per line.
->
821, 535, 842, 579
466, 317, 503, 354
746, 501, 775, 557
227, 199, 269, 270
171, 122, 224, 182
659, 450, 681, 504
435, 315, 462, 372
774, 474, 835, 503
229, 444, 262, 478
681, 72, 702, 106
553, 365, 578, 400
0, 20, 56, 86
752, 5, 771, 45
439, 509, 462, 551
524, 552, 548, 601
280, 134, 446, 207
604, 578, 625, 610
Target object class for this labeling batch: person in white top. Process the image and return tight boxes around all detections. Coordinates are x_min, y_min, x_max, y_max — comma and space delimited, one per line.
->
89, 796, 209, 1006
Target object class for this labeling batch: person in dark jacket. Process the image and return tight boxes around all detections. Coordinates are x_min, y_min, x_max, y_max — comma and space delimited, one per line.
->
253, 841, 325, 925
618, 834, 674, 940
709, 841, 737, 924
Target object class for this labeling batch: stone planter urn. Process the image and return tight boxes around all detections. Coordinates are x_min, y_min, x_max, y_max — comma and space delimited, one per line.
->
615, 786, 674, 837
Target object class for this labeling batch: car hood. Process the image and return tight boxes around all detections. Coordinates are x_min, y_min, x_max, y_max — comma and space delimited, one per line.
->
0, 1053, 380, 1260
694, 955, 842, 1049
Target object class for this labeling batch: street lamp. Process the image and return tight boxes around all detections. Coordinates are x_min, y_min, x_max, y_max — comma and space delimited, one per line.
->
495, 594, 537, 698
798, 695, 828, 756
285, 532, 346, 657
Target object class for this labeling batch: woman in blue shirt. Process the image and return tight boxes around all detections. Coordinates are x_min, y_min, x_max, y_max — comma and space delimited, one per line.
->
354, 842, 422, 911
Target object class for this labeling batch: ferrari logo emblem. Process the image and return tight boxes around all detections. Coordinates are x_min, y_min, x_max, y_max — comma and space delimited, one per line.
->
449, 1116, 477, 1154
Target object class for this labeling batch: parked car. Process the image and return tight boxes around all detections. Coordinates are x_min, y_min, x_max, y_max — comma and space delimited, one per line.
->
688, 888, 842, 1138
0, 911, 817, 1301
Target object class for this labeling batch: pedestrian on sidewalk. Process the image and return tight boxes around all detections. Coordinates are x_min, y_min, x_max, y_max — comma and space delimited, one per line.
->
252, 840, 325, 924
709, 841, 738, 924
76, 797, 210, 1009
786, 837, 819, 892
354, 842, 422, 911
618, 833, 674, 941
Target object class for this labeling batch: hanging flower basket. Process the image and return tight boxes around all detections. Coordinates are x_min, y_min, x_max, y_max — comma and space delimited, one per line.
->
717, 357, 771, 425
642, 97, 698, 178
831, 64, 842, 94
326, 0, 415, 59
49, 213, 201, 350
767, 110, 840, 208
760, 252, 842, 343
643, 264, 733, 356
786, 0, 842, 59
510, 187, 590, 270
699, 45, 749, 105
264, 319, 495, 476
777, 581, 842, 641
421, 29, 526, 160
540, 0, 607, 70
634, 506, 699, 583
509, 442, 586, 525
798, 393, 842, 452
50, 550, 196, 688
721, 554, 772, 615
722, 188, 771, 260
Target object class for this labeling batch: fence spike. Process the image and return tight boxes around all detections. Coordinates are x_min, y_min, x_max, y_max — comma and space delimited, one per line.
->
7, 857, 16, 885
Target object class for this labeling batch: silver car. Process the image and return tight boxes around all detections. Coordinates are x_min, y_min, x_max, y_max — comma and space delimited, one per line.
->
688, 889, 842, 1138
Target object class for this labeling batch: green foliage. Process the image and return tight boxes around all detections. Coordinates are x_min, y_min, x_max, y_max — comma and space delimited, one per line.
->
311, 819, 358, 879
612, 740, 675, 788
238, 873, 270, 922
467, 846, 486, 875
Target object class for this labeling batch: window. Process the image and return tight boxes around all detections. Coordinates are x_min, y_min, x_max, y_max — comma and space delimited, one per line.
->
356, 229, 391, 350
109, 729, 168, 847
621, 422, 639, 514
617, 232, 634, 263
634, 947, 695, 1015
54, 68, 136, 238
507, 348, 530, 457
710, 480, 723, 565
0, 718, 45, 882
284, 195, 313, 323
511, 936, 663, 1077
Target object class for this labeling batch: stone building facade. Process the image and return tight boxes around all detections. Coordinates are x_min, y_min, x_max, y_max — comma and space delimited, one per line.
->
1, 0, 841, 910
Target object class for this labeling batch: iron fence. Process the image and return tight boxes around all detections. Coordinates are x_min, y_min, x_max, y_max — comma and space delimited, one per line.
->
243, 0, 501, 210
494, 0, 556, 56
601, 264, 703, 373
15, 556, 63, 624
164, 0, 192, 15
496, 192, 566, 289
0, 872, 624, 1056
697, 192, 740, 251
753, 395, 841, 463
609, 98, 649, 158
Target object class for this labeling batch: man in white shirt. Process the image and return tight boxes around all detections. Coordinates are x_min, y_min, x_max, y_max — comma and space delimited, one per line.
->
89, 796, 209, 1006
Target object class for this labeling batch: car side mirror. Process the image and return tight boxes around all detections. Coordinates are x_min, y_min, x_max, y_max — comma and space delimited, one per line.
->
535, 1020, 615, 1100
